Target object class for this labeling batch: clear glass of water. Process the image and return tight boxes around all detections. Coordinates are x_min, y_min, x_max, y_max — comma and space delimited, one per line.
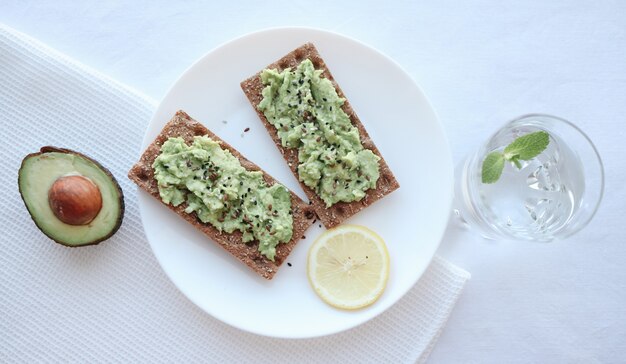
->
454, 114, 604, 241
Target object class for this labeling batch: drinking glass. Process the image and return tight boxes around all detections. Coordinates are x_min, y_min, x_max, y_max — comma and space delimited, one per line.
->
454, 114, 604, 241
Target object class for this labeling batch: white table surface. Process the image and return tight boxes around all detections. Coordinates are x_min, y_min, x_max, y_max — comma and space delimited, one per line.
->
2, 1, 625, 362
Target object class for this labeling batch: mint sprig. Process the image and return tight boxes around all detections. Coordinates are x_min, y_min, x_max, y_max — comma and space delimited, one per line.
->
481, 131, 550, 184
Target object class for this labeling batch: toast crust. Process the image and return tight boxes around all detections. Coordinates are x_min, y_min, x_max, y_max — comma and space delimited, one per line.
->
128, 111, 315, 279
240, 43, 400, 228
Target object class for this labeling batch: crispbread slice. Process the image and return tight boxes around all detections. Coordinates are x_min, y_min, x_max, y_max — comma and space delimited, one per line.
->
240, 43, 400, 228
128, 110, 316, 280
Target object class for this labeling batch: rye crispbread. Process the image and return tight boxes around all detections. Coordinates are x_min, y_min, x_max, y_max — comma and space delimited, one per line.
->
128, 110, 315, 280
240, 43, 400, 228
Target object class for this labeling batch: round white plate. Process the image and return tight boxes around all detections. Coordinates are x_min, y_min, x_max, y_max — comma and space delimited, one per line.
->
138, 27, 453, 338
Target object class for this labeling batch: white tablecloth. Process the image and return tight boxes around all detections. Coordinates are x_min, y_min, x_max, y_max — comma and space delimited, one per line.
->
2, 1, 625, 362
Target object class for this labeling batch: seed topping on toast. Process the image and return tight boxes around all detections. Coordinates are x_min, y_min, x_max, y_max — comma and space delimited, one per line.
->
153, 135, 293, 261
258, 59, 381, 207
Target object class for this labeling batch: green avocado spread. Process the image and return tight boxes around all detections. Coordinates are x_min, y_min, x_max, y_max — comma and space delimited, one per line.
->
152, 136, 293, 261
258, 59, 381, 207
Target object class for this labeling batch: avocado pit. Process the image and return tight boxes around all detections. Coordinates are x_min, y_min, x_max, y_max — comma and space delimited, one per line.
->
48, 175, 103, 225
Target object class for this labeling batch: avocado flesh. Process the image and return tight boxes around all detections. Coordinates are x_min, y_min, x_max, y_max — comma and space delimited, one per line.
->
18, 149, 124, 246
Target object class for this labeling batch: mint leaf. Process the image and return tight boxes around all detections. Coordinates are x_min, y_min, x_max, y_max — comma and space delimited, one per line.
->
481, 131, 551, 184
503, 131, 550, 161
481, 151, 505, 184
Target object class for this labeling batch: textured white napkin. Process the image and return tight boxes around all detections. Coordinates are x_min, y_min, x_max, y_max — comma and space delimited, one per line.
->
0, 24, 470, 363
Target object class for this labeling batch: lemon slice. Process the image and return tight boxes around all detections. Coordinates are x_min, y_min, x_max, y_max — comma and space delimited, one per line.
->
307, 225, 390, 310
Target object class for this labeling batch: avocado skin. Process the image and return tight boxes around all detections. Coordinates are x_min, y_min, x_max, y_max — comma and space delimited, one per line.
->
18, 146, 125, 247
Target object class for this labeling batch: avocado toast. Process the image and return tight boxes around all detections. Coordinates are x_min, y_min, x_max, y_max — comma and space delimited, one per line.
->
241, 43, 399, 228
128, 110, 315, 279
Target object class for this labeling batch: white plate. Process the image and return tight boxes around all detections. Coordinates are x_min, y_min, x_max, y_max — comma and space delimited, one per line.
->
138, 27, 453, 338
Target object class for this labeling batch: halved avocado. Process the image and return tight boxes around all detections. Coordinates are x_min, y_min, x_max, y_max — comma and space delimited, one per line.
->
18, 147, 124, 247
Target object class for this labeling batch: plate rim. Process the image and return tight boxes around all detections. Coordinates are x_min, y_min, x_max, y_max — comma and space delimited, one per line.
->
137, 26, 454, 338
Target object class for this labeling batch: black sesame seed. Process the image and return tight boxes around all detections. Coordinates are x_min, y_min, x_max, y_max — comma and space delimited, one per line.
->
323, 97, 327, 102
287, 262, 292, 267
